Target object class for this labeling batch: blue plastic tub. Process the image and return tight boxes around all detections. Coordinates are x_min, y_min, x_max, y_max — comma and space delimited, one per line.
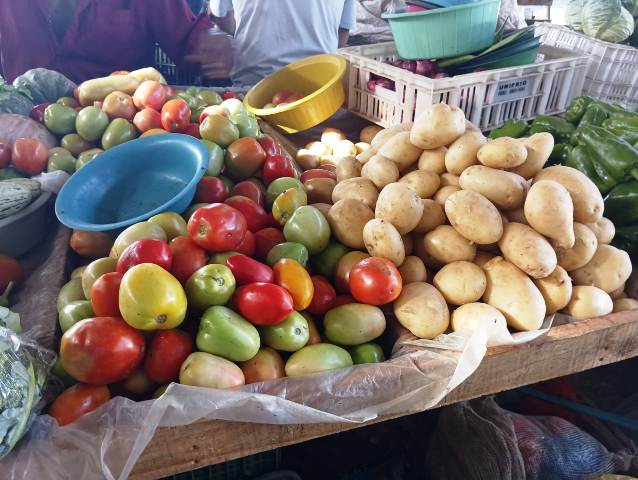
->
55, 134, 207, 232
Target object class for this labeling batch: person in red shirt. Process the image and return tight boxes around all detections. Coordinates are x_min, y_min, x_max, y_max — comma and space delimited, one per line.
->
0, 0, 232, 83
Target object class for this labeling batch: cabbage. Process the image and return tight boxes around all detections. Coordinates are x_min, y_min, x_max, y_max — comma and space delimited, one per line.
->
12, 68, 76, 105
622, 0, 638, 17
583, 0, 635, 43
566, 0, 583, 31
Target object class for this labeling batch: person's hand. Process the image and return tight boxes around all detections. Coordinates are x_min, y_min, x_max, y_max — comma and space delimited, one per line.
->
186, 29, 233, 79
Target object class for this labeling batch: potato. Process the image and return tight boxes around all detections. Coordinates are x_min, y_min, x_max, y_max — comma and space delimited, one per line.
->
356, 148, 375, 165
570, 244, 632, 293
613, 298, 638, 313
424, 225, 476, 264
439, 173, 460, 187
444, 131, 487, 175
332, 177, 378, 208
311, 203, 332, 218
296, 148, 321, 170
509, 133, 554, 179
319, 154, 340, 168
524, 180, 575, 248
371, 122, 412, 151
360, 125, 383, 144
306, 141, 331, 157
498, 222, 557, 279
433, 185, 461, 205
320, 128, 346, 149
483, 257, 546, 331
563, 286, 613, 319
418, 147, 447, 174
402, 234, 414, 256
585, 217, 615, 245
375, 183, 424, 235
474, 251, 496, 268
433, 261, 487, 305
609, 283, 626, 300
553, 223, 598, 271
413, 233, 443, 269
378, 131, 422, 172
398, 170, 440, 198
355, 142, 370, 154
363, 219, 405, 266
361, 155, 400, 189
451, 303, 507, 336
410, 103, 466, 149
504, 207, 528, 225
328, 199, 374, 249
459, 165, 527, 210
336, 156, 362, 182
305, 178, 336, 204
413, 199, 446, 234
532, 266, 572, 314
393, 282, 449, 339
444, 190, 503, 244
477, 137, 527, 169
333, 139, 357, 159
534, 166, 604, 223
398, 256, 427, 283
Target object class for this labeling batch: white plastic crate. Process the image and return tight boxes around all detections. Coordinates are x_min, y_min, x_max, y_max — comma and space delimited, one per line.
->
339, 42, 590, 130
540, 23, 638, 107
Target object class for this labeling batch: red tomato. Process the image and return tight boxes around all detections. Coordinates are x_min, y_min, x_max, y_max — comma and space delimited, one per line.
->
102, 91, 136, 121
133, 80, 167, 111
60, 317, 145, 385
331, 294, 355, 308
93, 101, 103, 109
181, 123, 201, 138
224, 196, 268, 233
271, 90, 295, 106
163, 85, 177, 98
187, 203, 247, 252
161, 99, 191, 132
225, 137, 267, 180
319, 164, 336, 174
169, 236, 208, 283
254, 228, 285, 261
235, 283, 294, 326
199, 105, 230, 123
306, 276, 337, 315
116, 238, 173, 273
222, 91, 241, 100
73, 86, 81, 101
91, 272, 123, 317
11, 138, 48, 175
133, 108, 162, 133
349, 257, 402, 305
262, 155, 295, 186
226, 254, 274, 285
0, 142, 11, 168
235, 229, 255, 256
196, 176, 228, 203
231, 180, 266, 207
110, 70, 130, 75
257, 136, 282, 157
0, 255, 23, 291
300, 169, 337, 183
143, 329, 193, 384
49, 383, 110, 426
29, 103, 52, 124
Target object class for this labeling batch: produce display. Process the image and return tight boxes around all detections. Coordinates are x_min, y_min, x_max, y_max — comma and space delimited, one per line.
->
262, 90, 304, 109
566, 0, 637, 44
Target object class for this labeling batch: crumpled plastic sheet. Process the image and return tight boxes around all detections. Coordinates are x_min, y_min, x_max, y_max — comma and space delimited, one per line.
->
0, 316, 552, 480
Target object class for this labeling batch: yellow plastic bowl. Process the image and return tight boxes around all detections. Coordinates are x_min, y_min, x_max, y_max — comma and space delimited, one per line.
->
244, 54, 347, 133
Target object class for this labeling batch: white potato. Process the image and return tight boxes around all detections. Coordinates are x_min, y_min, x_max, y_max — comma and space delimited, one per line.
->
370, 122, 412, 151
332, 139, 357, 159
356, 148, 375, 165
418, 147, 447, 174
375, 183, 424, 235
398, 255, 427, 283
498, 222, 557, 279
336, 156, 362, 182
296, 148, 321, 170
553, 223, 598, 271
585, 217, 615, 245
444, 190, 503, 244
327, 199, 374, 249
439, 173, 459, 188
433, 261, 487, 305
393, 282, 449, 339
570, 244, 632, 293
451, 303, 507, 336
524, 180, 575, 248
474, 251, 496, 268
424, 225, 476, 264
609, 283, 626, 300
402, 234, 414, 256
444, 131, 486, 175
410, 103, 466, 149
613, 298, 638, 313
413, 199, 446, 234
508, 133, 554, 179
459, 165, 527, 210
361, 155, 400, 189
563, 286, 613, 319
320, 128, 346, 149
477, 137, 527, 168
360, 125, 383, 144
433, 185, 461, 205
363, 219, 405, 266
379, 131, 422, 172
398, 170, 440, 198
355, 142, 370, 154
306, 141, 332, 157
332, 177, 379, 208
533, 266, 573, 314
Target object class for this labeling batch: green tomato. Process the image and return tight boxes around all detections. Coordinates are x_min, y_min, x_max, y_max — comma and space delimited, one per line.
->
349, 343, 385, 364
102, 118, 137, 150
283, 206, 330, 255
266, 242, 309, 267
191, 106, 205, 124
272, 187, 307, 225
51, 358, 77, 388
259, 311, 309, 352
196, 306, 260, 361
176, 92, 202, 111
56, 278, 86, 312
199, 115, 239, 148
266, 177, 304, 206
56, 96, 78, 107
312, 241, 349, 278
196, 90, 222, 106
239, 115, 260, 138
201, 140, 224, 177
81, 257, 117, 299
324, 304, 386, 346
75, 148, 103, 170
48, 147, 71, 159
185, 264, 236, 310
47, 151, 76, 174
185, 86, 200, 97
208, 251, 242, 265
219, 175, 234, 192
61, 133, 95, 156
284, 343, 353, 377
44, 104, 77, 135
75, 106, 109, 142
182, 202, 208, 222
59, 300, 94, 333
221, 98, 245, 116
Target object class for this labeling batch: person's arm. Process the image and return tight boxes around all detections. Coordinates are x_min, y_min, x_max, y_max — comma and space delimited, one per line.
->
209, 0, 236, 35
338, 28, 350, 48
338, 0, 357, 47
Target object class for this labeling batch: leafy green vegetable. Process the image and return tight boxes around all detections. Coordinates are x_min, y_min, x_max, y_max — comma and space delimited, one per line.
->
12, 68, 76, 105
582, 0, 635, 43
566, 0, 584, 31
0, 78, 34, 116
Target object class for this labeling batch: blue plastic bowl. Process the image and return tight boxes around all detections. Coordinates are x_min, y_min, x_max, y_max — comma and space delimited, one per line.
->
55, 134, 208, 232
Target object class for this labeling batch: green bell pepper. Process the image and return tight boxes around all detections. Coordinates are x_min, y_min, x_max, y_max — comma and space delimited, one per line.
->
613, 224, 638, 259
591, 101, 636, 119
489, 119, 528, 139
602, 117, 638, 145
570, 104, 608, 145
604, 180, 638, 227
565, 96, 594, 124
529, 115, 576, 143
565, 145, 616, 194
549, 143, 570, 166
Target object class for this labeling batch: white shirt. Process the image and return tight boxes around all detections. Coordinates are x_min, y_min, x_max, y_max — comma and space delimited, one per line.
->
210, 0, 357, 87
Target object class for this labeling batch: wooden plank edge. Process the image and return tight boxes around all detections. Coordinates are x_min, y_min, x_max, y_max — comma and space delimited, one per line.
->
131, 311, 638, 480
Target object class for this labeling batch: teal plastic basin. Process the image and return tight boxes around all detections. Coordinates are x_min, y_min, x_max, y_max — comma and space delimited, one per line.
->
383, 0, 501, 59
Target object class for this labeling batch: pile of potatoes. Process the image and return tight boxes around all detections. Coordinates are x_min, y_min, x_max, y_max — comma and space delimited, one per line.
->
296, 103, 636, 340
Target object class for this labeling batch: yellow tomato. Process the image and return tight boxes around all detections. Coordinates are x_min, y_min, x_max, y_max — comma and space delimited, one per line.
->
273, 258, 314, 310
112, 222, 167, 257
148, 212, 187, 241
119, 263, 187, 330
141, 128, 170, 137
272, 188, 307, 225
